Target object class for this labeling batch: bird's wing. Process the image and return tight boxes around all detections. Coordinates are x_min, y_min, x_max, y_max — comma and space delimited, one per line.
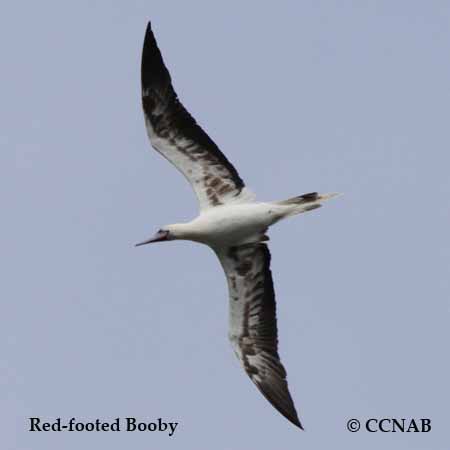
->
214, 243, 302, 429
141, 22, 255, 211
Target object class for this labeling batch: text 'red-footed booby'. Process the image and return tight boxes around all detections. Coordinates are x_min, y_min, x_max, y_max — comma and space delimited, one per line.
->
136, 21, 340, 429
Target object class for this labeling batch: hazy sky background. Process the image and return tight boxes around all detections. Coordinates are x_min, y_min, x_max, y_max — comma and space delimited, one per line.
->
2, 1, 449, 449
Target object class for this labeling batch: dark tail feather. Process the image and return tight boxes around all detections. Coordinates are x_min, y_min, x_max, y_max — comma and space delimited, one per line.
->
276, 192, 319, 206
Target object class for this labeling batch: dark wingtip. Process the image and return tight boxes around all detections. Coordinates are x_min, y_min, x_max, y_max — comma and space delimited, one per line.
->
144, 21, 153, 42
284, 409, 303, 430
143, 21, 153, 46
294, 417, 304, 430
141, 20, 170, 90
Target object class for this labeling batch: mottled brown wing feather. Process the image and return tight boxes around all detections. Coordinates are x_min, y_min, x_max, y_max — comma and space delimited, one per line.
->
215, 243, 303, 429
141, 22, 255, 210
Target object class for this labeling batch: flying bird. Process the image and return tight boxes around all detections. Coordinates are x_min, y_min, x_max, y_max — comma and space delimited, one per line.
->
137, 22, 339, 429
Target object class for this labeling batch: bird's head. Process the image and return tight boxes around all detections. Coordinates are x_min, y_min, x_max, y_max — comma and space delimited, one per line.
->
135, 226, 174, 247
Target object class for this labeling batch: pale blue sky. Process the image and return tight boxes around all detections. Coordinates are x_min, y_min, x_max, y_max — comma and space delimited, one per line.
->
2, 1, 449, 449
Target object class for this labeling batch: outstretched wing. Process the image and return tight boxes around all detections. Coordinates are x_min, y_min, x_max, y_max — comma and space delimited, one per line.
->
141, 22, 255, 211
215, 243, 302, 428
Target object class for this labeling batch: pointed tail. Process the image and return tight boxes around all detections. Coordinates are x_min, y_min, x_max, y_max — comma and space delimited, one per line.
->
274, 192, 341, 216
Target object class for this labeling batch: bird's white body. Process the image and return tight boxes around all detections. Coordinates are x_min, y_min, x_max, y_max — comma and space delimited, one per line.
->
168, 193, 338, 246
169, 202, 277, 245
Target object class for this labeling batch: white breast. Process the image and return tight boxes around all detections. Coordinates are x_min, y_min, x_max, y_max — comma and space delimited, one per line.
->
185, 202, 280, 246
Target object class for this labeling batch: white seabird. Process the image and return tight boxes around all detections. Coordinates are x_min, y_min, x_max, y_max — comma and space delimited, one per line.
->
137, 22, 339, 429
